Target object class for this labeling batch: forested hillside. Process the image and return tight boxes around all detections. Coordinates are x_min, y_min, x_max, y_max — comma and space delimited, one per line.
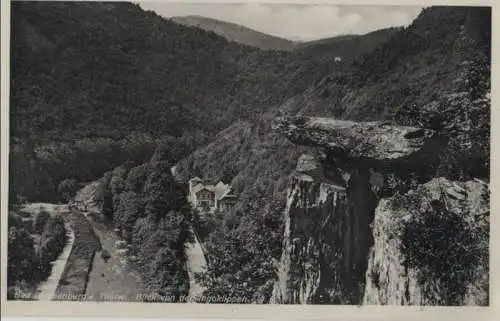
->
8, 1, 336, 202
11, 1, 397, 203
176, 6, 491, 301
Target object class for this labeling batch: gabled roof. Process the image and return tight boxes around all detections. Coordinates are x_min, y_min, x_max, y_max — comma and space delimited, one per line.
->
217, 186, 236, 200
191, 179, 235, 200
194, 184, 216, 194
214, 181, 230, 199
189, 176, 203, 183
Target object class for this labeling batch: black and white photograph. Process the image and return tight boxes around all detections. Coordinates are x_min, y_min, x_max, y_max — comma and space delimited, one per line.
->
2, 0, 492, 316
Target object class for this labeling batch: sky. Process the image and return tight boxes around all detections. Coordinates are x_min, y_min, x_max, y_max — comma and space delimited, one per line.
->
139, 2, 424, 41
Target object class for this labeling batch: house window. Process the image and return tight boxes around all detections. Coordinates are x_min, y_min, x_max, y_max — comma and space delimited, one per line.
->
197, 190, 215, 207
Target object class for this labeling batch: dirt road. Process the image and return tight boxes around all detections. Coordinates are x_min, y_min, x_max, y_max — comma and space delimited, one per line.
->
185, 228, 208, 302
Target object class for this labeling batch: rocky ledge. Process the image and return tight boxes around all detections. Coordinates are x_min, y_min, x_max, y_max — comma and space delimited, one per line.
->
274, 116, 441, 170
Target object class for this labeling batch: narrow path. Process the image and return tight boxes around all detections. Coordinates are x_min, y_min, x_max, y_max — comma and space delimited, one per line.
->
36, 220, 75, 300
185, 227, 207, 302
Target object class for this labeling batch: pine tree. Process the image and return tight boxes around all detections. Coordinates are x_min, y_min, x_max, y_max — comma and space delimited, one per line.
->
143, 143, 185, 221
97, 171, 114, 221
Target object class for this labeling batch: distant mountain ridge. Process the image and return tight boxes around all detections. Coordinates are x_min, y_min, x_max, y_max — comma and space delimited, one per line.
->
170, 15, 402, 62
293, 27, 402, 63
295, 34, 359, 48
170, 15, 298, 51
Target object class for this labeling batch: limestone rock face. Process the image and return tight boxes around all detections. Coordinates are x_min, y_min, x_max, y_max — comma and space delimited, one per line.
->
363, 178, 489, 306
271, 157, 376, 304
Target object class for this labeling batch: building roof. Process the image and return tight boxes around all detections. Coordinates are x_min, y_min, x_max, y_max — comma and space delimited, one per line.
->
193, 184, 215, 194
192, 182, 232, 199
214, 182, 230, 199
190, 177, 235, 201
189, 176, 203, 183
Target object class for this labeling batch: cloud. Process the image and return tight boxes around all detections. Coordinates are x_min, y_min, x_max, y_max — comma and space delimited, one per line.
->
139, 2, 423, 41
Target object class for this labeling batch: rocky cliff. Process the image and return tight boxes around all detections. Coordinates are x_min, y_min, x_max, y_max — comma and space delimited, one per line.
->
271, 116, 489, 305
364, 177, 489, 306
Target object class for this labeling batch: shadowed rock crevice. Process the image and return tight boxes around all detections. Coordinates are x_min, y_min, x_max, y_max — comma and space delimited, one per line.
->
271, 154, 377, 304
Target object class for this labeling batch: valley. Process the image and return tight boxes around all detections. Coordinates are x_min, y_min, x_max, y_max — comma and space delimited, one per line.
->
7, 2, 491, 307
14, 181, 208, 303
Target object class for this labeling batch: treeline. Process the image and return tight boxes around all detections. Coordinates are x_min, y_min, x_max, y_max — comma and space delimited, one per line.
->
10, 1, 374, 149
94, 143, 193, 300
7, 209, 68, 299
365, 6, 491, 180
9, 134, 155, 203
9, 131, 207, 203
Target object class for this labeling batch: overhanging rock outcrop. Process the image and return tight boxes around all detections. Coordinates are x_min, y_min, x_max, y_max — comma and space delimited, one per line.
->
271, 116, 489, 305
274, 116, 441, 172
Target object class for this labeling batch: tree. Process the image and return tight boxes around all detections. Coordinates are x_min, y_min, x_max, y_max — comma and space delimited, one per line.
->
58, 178, 79, 202
143, 143, 185, 221
39, 215, 68, 266
100, 172, 114, 221
110, 166, 128, 218
8, 226, 35, 285
146, 247, 189, 300
118, 191, 143, 243
32, 209, 51, 234
126, 143, 193, 299
126, 163, 150, 193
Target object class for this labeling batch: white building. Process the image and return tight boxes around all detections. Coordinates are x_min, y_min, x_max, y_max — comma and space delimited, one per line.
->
188, 177, 237, 213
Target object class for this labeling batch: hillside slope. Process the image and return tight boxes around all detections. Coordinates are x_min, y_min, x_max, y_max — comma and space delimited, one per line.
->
171, 15, 298, 51
11, 2, 266, 141
11, 2, 400, 147
10, 1, 353, 201
281, 6, 491, 179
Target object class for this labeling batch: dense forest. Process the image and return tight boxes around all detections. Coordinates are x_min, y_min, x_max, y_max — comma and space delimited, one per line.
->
9, 2, 490, 304
11, 1, 394, 203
